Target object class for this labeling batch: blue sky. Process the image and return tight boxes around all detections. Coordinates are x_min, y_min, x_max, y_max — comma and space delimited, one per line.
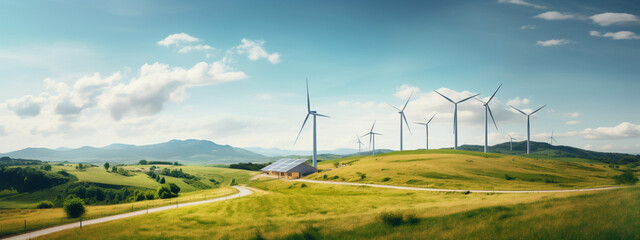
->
1, 0, 639, 154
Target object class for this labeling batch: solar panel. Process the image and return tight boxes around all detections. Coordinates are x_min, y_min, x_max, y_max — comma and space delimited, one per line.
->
261, 158, 308, 172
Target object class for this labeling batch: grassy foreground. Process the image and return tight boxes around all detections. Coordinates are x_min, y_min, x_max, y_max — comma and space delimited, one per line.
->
36, 180, 639, 240
308, 150, 620, 190
0, 187, 237, 238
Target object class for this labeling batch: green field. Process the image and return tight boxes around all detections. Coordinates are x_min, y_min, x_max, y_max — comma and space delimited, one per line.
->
308, 150, 621, 190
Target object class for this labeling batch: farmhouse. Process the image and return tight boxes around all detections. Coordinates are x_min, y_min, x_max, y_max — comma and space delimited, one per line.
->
261, 158, 317, 179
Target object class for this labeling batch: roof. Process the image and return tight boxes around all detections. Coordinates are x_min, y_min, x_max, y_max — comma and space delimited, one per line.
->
261, 158, 311, 172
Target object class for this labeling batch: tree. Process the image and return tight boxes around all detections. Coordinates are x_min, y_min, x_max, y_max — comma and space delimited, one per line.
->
63, 197, 86, 218
157, 184, 175, 199
37, 200, 54, 209
160, 177, 166, 184
168, 183, 180, 194
112, 166, 117, 172
42, 164, 52, 171
139, 160, 148, 165
104, 162, 110, 171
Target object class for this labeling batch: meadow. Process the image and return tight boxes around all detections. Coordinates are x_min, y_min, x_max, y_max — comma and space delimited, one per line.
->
308, 150, 620, 190
36, 179, 639, 240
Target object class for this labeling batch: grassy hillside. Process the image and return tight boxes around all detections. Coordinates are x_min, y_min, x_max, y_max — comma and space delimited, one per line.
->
307, 150, 622, 190
38, 180, 639, 240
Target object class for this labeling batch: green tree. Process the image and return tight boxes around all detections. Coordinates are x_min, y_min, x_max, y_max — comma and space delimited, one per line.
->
42, 164, 52, 171
104, 162, 110, 171
160, 177, 166, 184
157, 184, 175, 199
139, 159, 148, 165
63, 197, 86, 218
37, 200, 54, 209
168, 183, 180, 194
112, 166, 117, 172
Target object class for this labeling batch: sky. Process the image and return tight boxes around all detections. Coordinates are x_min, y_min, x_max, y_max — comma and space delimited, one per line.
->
1, 0, 639, 154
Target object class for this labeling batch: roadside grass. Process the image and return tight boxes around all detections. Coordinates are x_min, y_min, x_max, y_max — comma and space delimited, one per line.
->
0, 187, 237, 238
309, 150, 620, 190
37, 180, 607, 240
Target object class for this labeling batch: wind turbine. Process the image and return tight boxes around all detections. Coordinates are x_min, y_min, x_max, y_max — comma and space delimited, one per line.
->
362, 121, 381, 155
508, 134, 518, 151
356, 135, 364, 155
388, 91, 413, 151
415, 113, 436, 150
434, 90, 480, 150
548, 131, 557, 145
510, 105, 546, 154
474, 84, 501, 153
294, 78, 329, 168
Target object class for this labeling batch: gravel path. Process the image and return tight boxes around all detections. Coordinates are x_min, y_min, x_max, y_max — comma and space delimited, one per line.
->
2, 186, 253, 240
293, 179, 624, 193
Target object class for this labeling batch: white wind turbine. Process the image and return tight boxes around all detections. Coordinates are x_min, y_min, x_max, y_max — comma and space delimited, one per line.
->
294, 79, 329, 168
474, 84, 501, 153
548, 131, 557, 145
508, 134, 518, 151
510, 105, 546, 154
434, 90, 480, 150
362, 121, 381, 155
388, 91, 413, 151
356, 135, 364, 155
415, 113, 436, 150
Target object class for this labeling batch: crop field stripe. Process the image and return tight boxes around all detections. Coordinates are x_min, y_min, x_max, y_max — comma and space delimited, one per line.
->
1, 186, 254, 240
293, 179, 626, 193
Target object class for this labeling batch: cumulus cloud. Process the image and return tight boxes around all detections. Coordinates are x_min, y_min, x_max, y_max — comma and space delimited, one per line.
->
506, 97, 530, 107
580, 122, 640, 140
236, 39, 281, 64
590, 30, 640, 40
590, 13, 640, 26
536, 39, 572, 47
535, 11, 579, 20
5, 94, 48, 118
157, 33, 199, 47
498, 0, 546, 9
178, 44, 214, 53
520, 25, 536, 30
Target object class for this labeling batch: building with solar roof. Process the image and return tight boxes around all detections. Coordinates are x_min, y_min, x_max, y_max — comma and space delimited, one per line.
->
260, 158, 317, 179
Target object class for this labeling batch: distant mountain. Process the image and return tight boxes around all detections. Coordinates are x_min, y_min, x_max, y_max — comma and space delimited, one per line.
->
457, 141, 639, 164
1, 139, 267, 164
245, 147, 364, 157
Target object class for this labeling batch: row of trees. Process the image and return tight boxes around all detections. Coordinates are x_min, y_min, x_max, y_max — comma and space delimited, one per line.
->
0, 167, 75, 193
229, 162, 270, 171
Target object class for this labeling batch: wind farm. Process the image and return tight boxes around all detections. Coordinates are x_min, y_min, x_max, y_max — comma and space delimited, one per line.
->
1, 1, 639, 240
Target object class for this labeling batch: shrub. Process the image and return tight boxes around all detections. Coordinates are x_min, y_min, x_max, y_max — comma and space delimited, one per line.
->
135, 193, 145, 201
300, 183, 307, 188
145, 191, 156, 200
378, 211, 403, 226
157, 184, 176, 199
505, 174, 515, 180
332, 176, 339, 179
322, 174, 327, 179
37, 200, 54, 209
404, 212, 420, 225
382, 177, 391, 182
230, 178, 237, 186
168, 183, 180, 194
613, 170, 639, 185
63, 197, 86, 218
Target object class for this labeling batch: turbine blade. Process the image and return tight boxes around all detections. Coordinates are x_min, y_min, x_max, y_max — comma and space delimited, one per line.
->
434, 90, 455, 103
294, 113, 310, 144
402, 113, 412, 135
488, 105, 498, 130
510, 106, 528, 116
387, 103, 401, 111
362, 133, 370, 138
427, 113, 436, 124
306, 78, 310, 113
370, 120, 376, 132
530, 105, 546, 115
415, 122, 427, 125
487, 84, 502, 103
315, 113, 330, 118
457, 93, 480, 103
401, 90, 413, 112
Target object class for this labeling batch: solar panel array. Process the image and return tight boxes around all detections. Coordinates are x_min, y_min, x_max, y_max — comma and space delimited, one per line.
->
261, 158, 308, 172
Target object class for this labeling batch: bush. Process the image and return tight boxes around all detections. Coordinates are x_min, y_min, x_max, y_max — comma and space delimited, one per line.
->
168, 183, 180, 194
63, 197, 86, 218
135, 193, 145, 201
378, 211, 403, 226
505, 174, 515, 180
157, 184, 179, 199
382, 177, 391, 182
145, 191, 156, 200
404, 212, 420, 225
300, 183, 307, 188
37, 200, 54, 209
613, 170, 639, 185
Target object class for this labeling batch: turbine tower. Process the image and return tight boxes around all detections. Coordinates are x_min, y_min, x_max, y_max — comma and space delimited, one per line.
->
415, 114, 436, 150
474, 84, 501, 153
388, 91, 413, 151
362, 121, 381, 155
356, 135, 364, 155
548, 131, 557, 145
434, 90, 479, 150
294, 78, 329, 168
508, 134, 517, 151
510, 105, 546, 154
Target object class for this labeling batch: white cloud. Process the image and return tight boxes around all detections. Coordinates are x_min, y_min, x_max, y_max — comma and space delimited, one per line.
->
565, 112, 580, 118
520, 25, 537, 30
178, 44, 214, 53
590, 30, 640, 40
5, 94, 48, 118
498, 0, 546, 9
565, 120, 580, 125
535, 11, 578, 20
536, 39, 572, 47
590, 13, 640, 26
157, 33, 199, 47
236, 39, 281, 64
507, 97, 530, 107
580, 122, 640, 140
258, 93, 273, 100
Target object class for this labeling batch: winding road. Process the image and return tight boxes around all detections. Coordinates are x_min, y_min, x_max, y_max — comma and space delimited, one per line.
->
2, 186, 254, 240
293, 179, 624, 193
